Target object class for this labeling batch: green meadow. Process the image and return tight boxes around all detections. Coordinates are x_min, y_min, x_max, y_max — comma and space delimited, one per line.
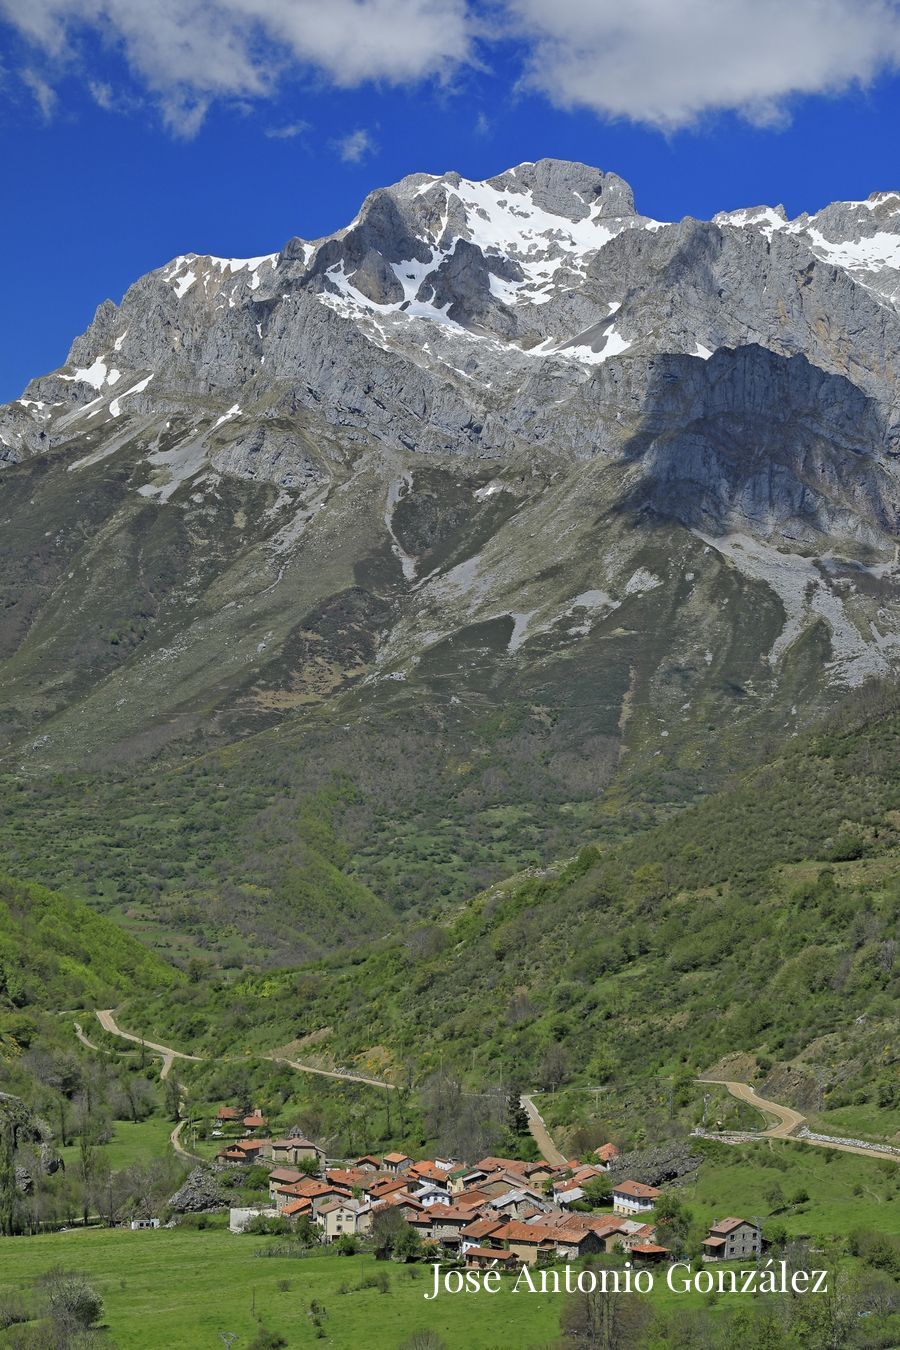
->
0, 1230, 563, 1349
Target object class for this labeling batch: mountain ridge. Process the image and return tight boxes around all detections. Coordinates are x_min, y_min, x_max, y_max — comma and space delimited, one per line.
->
1, 161, 900, 958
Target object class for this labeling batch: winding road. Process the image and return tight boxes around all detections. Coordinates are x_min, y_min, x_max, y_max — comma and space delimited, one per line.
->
81, 1016, 896, 1169
95, 1009, 202, 1081
700, 1077, 899, 1163
91, 1011, 395, 1090
73, 1020, 105, 1053
169, 1117, 203, 1164
700, 1078, 806, 1137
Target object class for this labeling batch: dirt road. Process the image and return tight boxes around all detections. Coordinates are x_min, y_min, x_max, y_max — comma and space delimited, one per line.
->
93, 1011, 395, 1090
520, 1094, 568, 1166
701, 1078, 806, 1137
169, 1118, 203, 1164
701, 1077, 899, 1163
95, 1009, 202, 1081
265, 1052, 395, 1091
73, 1020, 105, 1053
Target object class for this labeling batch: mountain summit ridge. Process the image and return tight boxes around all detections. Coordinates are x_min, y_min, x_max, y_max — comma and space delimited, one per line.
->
2, 159, 900, 776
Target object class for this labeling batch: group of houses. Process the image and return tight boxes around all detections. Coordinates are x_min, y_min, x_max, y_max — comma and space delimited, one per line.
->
216, 1118, 761, 1267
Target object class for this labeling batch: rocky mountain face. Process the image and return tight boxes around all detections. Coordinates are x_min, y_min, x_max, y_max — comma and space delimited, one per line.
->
2, 158, 900, 798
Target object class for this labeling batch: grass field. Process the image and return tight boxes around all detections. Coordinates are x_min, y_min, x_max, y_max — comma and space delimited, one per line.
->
679, 1140, 900, 1237
0, 1230, 566, 1349
58, 1115, 174, 1173
805, 1103, 900, 1146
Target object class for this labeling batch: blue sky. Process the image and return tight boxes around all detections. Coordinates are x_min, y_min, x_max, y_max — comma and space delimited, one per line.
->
2, 0, 900, 402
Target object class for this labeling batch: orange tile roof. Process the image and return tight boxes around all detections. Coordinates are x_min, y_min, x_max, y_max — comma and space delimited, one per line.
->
277, 1179, 341, 1199
409, 1163, 449, 1183
594, 1143, 620, 1162
554, 1227, 596, 1245
454, 1191, 490, 1208
282, 1198, 312, 1217
423, 1206, 473, 1222
614, 1180, 661, 1199
326, 1168, 369, 1188
383, 1152, 410, 1164
368, 1177, 408, 1197
584, 1217, 625, 1236
373, 1194, 423, 1212
476, 1157, 531, 1175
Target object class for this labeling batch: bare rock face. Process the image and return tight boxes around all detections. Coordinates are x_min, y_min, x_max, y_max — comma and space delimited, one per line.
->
607, 1142, 704, 1189
3, 158, 900, 779
167, 1167, 230, 1213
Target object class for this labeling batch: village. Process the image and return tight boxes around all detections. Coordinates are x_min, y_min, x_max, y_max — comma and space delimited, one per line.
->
212, 1105, 762, 1271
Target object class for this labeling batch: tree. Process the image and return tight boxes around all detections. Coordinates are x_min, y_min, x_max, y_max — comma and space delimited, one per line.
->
0, 1109, 18, 1237
372, 1206, 405, 1258
582, 1176, 613, 1209
539, 1042, 570, 1093
38, 1266, 103, 1336
247, 1329, 288, 1350
393, 1224, 422, 1262
164, 1076, 181, 1122
506, 1091, 531, 1139
653, 1194, 693, 1256
561, 1284, 651, 1348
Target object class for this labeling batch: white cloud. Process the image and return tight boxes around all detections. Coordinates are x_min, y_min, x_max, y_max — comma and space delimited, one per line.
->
337, 127, 376, 163
87, 78, 113, 108
508, 0, 900, 128
265, 120, 310, 139
4, 0, 900, 135
0, 0, 471, 134
21, 67, 56, 118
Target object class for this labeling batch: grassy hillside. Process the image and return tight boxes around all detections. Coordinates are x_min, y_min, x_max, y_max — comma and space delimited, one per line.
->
127, 684, 899, 1135
0, 872, 176, 1016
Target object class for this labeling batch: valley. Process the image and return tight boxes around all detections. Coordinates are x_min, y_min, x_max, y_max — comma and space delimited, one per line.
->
0, 158, 898, 1347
